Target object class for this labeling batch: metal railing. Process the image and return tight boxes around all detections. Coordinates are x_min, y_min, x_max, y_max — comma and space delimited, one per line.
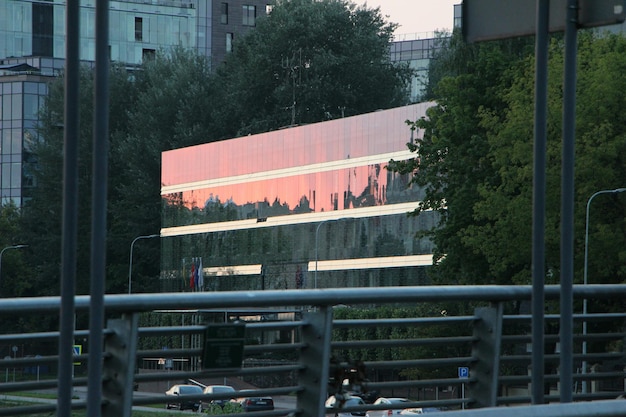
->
0, 284, 625, 417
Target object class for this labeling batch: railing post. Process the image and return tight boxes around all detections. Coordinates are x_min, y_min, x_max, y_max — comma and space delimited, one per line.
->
469, 303, 503, 408
296, 306, 333, 417
591, 363, 601, 394
102, 313, 139, 417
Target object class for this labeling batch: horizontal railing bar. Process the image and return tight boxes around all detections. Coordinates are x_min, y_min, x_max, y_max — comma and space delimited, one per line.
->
133, 363, 304, 383
244, 342, 306, 352
333, 315, 477, 327
0, 352, 99, 368
2, 285, 625, 314
501, 352, 623, 364
502, 332, 626, 343
499, 370, 626, 386
355, 357, 476, 369
0, 329, 94, 342
136, 320, 306, 337
443, 399, 626, 417
365, 377, 473, 389
332, 335, 476, 349
505, 312, 626, 321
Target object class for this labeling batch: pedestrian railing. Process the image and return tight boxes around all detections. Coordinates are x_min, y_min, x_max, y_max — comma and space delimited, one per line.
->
0, 284, 625, 417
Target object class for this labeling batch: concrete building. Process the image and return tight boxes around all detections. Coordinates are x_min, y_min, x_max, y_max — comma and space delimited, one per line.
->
160, 103, 438, 292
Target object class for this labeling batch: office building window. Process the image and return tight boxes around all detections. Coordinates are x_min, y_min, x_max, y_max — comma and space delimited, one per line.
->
135, 17, 143, 41
226, 33, 234, 52
243, 5, 256, 26
221, 3, 228, 24
143, 48, 156, 62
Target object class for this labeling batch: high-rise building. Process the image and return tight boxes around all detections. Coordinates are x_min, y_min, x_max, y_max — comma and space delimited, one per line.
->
0, 0, 270, 205
160, 103, 437, 292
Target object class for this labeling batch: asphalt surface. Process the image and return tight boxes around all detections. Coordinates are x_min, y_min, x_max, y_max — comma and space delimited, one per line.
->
2, 388, 298, 414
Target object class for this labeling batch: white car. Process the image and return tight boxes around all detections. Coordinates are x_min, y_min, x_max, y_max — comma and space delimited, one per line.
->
399, 407, 443, 415
325, 394, 367, 417
367, 397, 412, 416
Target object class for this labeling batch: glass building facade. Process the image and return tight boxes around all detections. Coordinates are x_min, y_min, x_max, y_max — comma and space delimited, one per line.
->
0, 0, 269, 206
160, 103, 438, 292
1, 0, 196, 65
0, 69, 49, 205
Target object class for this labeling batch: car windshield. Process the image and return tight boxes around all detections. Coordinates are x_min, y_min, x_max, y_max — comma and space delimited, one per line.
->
213, 386, 234, 393
179, 386, 201, 394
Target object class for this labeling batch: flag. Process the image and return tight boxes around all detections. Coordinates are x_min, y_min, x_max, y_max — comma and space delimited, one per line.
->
198, 258, 204, 290
193, 259, 199, 290
190, 260, 195, 289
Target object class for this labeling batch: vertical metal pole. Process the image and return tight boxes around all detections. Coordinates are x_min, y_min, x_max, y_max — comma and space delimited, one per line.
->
88, 0, 110, 415
314, 222, 324, 289
296, 307, 333, 417
102, 315, 139, 417
560, 0, 578, 403
58, 0, 80, 415
531, 0, 549, 405
469, 304, 503, 408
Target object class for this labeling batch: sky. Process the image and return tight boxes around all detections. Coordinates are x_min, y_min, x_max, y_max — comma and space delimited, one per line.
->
352, 0, 458, 37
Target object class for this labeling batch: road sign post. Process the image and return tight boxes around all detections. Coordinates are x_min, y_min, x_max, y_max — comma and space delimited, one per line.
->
458, 367, 469, 409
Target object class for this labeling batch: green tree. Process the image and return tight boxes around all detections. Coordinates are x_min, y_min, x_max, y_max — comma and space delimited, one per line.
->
0, 202, 28, 296
389, 32, 535, 285
211, 0, 413, 137
465, 31, 626, 287
20, 64, 140, 296
111, 47, 216, 293
391, 30, 626, 288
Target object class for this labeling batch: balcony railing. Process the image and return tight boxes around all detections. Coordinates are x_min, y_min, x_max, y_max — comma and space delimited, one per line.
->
0, 284, 625, 417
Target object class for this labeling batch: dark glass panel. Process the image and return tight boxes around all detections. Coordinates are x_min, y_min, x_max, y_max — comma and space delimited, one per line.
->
32, 2, 54, 57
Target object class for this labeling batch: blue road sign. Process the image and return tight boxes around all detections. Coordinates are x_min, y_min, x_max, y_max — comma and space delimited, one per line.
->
458, 366, 469, 378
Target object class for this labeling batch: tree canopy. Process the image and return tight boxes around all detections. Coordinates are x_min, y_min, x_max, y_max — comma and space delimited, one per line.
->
390, 30, 626, 288
211, 0, 413, 137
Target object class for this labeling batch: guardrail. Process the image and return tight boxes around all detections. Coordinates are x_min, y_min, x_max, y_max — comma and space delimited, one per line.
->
0, 284, 625, 417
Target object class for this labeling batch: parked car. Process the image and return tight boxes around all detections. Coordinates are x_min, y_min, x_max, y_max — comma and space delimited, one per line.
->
203, 384, 236, 407
165, 384, 203, 412
367, 397, 412, 416
399, 407, 443, 415
325, 394, 367, 417
231, 390, 274, 412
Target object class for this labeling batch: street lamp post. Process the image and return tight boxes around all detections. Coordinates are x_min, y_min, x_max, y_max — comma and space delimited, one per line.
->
581, 187, 626, 393
128, 234, 160, 294
314, 218, 354, 289
0, 244, 28, 296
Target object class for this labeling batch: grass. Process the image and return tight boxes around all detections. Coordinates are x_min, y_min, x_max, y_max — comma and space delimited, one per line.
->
0, 396, 186, 416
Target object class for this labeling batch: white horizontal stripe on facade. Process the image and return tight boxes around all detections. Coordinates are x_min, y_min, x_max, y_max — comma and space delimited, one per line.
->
198, 255, 432, 277
203, 264, 263, 276
161, 149, 416, 195
307, 254, 433, 272
160, 201, 425, 237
